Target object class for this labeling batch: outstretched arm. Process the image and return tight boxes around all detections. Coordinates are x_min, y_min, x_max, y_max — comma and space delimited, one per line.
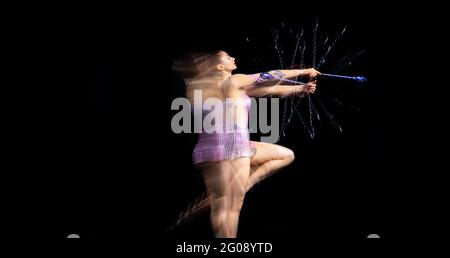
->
228, 68, 321, 90
274, 68, 321, 79
246, 68, 320, 83
246, 82, 317, 98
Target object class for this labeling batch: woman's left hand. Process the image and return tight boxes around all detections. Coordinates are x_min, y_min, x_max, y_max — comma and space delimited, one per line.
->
304, 81, 317, 94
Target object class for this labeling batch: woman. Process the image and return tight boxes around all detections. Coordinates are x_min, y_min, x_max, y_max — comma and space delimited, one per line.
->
173, 51, 320, 238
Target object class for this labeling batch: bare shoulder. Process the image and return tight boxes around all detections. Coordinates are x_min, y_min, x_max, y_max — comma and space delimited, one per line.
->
230, 73, 253, 80
226, 74, 257, 89
230, 73, 257, 83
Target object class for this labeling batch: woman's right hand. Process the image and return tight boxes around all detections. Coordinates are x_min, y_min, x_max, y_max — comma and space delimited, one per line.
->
299, 68, 321, 78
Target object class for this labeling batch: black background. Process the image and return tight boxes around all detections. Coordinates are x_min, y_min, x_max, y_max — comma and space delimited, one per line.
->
8, 4, 442, 252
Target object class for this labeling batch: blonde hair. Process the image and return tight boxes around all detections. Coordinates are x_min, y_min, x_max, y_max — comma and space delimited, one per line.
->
172, 51, 226, 100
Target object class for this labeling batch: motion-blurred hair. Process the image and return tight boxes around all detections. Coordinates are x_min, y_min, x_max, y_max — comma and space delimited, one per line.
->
172, 51, 224, 79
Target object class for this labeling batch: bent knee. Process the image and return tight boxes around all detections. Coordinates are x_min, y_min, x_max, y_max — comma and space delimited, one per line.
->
281, 148, 295, 163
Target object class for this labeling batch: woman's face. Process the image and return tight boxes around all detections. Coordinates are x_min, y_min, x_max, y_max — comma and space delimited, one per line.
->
219, 52, 237, 71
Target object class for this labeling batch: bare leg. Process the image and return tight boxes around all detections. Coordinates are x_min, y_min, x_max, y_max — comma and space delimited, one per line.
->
198, 162, 229, 237
197, 158, 250, 238
246, 141, 295, 192
224, 158, 250, 237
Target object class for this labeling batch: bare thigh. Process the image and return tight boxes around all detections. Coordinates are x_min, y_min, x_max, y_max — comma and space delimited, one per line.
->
196, 158, 251, 202
250, 141, 295, 166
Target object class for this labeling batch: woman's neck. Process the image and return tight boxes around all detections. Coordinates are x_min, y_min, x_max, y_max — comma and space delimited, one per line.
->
217, 70, 232, 80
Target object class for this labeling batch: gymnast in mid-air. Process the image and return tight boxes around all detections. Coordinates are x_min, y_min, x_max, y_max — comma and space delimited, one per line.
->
173, 50, 320, 238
